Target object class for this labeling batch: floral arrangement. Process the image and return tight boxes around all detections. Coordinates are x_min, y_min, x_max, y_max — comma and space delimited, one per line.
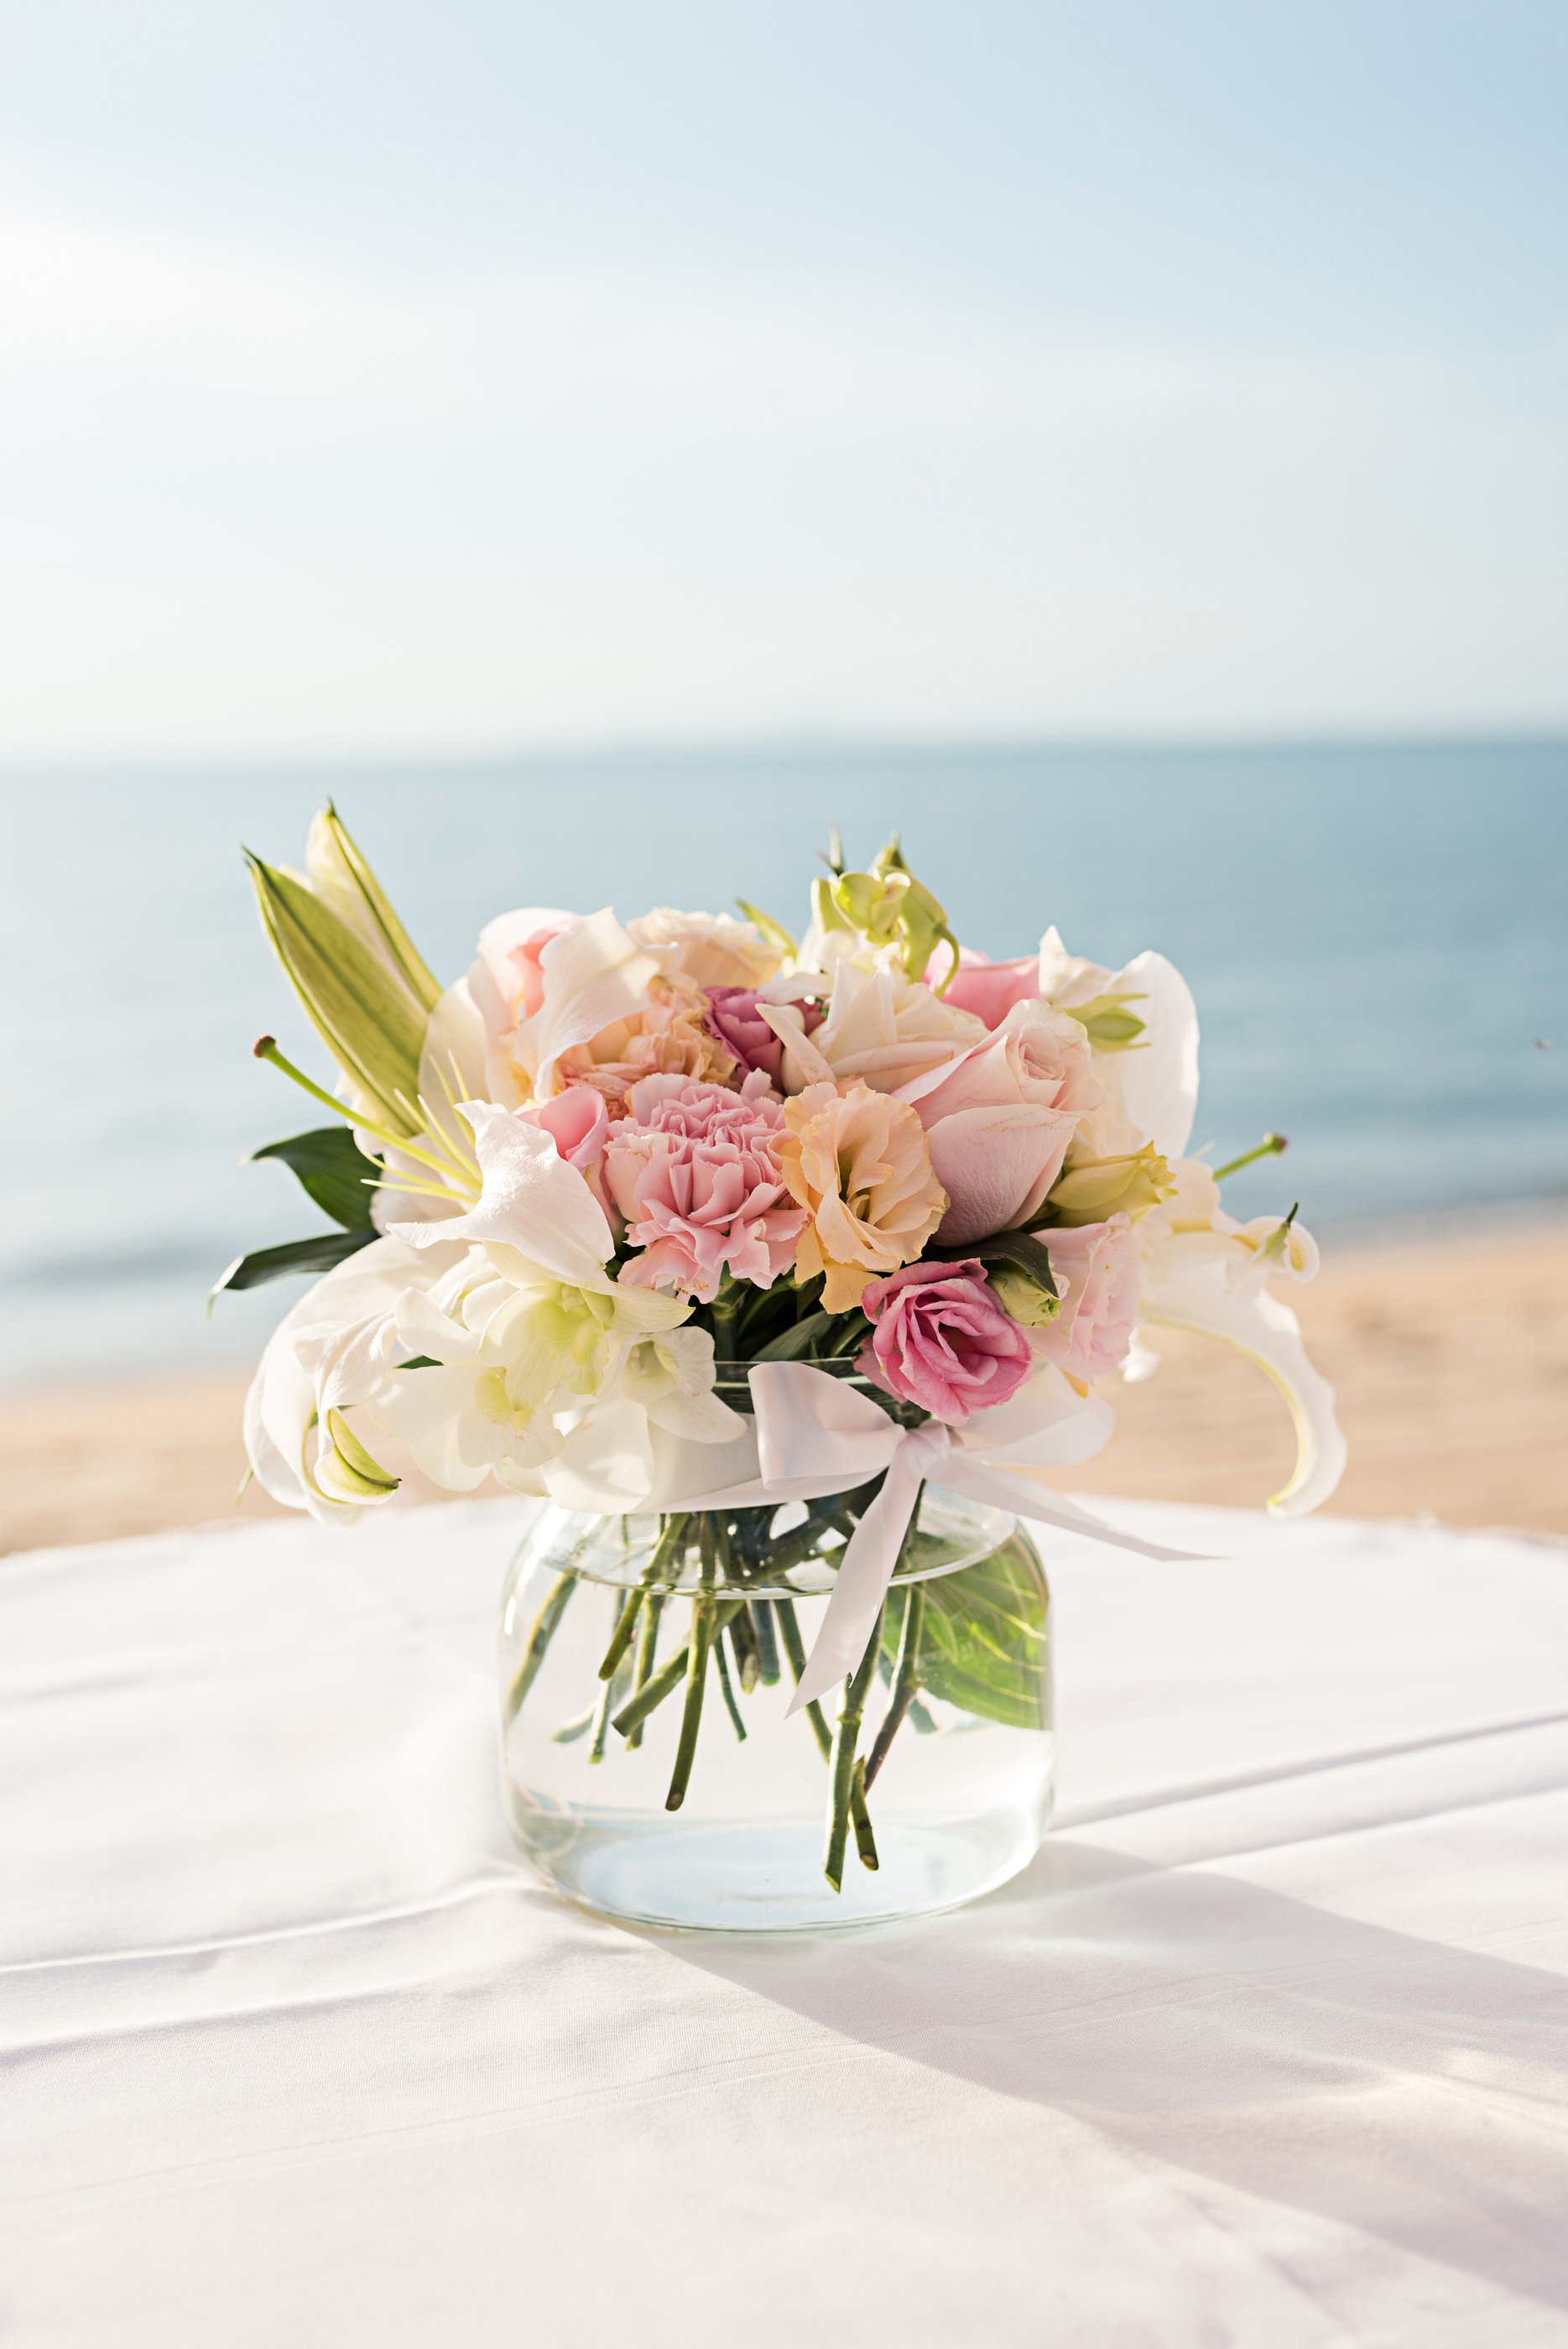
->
230, 807, 1343, 1888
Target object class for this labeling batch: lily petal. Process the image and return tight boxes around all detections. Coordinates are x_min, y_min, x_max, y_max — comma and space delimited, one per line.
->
1141, 1252, 1347, 1514
388, 1100, 617, 1288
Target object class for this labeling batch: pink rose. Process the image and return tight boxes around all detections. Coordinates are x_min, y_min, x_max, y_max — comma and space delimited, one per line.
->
859, 1259, 1034, 1425
704, 986, 824, 1085
1034, 1215, 1141, 1379
899, 1002, 1102, 1246
605, 1072, 807, 1302
931, 948, 1040, 1031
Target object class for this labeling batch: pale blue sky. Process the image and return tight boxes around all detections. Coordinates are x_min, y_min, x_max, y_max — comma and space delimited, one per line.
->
1, 1, 1565, 752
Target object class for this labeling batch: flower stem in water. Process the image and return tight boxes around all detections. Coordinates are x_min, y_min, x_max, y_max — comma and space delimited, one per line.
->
727, 1603, 762, 1693
775, 1596, 832, 1759
748, 1596, 781, 1685
504, 1571, 575, 1725
596, 1586, 644, 1682
824, 1609, 884, 1893
850, 1759, 878, 1872
626, 1591, 664, 1750
712, 1626, 748, 1741
612, 1601, 742, 1738
864, 1585, 925, 1790
589, 1590, 639, 1763
666, 1596, 716, 1810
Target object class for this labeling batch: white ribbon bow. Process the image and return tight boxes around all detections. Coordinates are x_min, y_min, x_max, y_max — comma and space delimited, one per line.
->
662, 1362, 1206, 1715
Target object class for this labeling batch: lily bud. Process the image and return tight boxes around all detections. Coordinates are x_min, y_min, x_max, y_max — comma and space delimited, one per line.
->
306, 802, 443, 1013
1046, 1144, 1175, 1227
247, 849, 430, 1139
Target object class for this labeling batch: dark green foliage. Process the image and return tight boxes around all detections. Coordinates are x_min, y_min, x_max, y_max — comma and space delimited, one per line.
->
210, 1227, 376, 1297
249, 1126, 381, 1230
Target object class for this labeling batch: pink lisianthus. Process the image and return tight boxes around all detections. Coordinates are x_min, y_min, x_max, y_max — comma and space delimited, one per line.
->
1033, 1214, 1141, 1380
930, 947, 1041, 1031
516, 1084, 612, 1217
605, 1072, 807, 1303
704, 986, 824, 1085
899, 1001, 1102, 1246
859, 1259, 1034, 1425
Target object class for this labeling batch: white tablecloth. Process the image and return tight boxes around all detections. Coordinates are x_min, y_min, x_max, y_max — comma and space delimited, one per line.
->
4, 1493, 1567, 2346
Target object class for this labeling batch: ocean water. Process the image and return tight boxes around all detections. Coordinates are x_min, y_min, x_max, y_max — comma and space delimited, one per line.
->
1, 740, 1564, 1388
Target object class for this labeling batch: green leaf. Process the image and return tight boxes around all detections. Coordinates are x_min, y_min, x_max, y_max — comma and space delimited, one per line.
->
753, 1309, 841, 1361
895, 1531, 1050, 1731
931, 1227, 1060, 1299
246, 852, 428, 1137
249, 1127, 381, 1230
209, 1228, 375, 1300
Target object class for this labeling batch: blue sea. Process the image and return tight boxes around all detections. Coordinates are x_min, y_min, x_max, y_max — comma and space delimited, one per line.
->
2, 741, 1564, 1388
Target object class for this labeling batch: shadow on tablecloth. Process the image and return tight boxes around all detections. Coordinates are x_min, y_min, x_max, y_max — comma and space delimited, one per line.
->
657, 1838, 1568, 2315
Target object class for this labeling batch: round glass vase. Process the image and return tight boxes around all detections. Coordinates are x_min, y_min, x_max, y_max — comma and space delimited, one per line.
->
497, 1383, 1053, 1932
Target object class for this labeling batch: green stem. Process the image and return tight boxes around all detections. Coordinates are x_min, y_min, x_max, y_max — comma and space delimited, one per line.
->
824, 1610, 884, 1892
863, 1584, 925, 1790
503, 1572, 575, 1725
776, 1596, 833, 1759
649, 1511, 692, 1582
727, 1603, 761, 1693
712, 1626, 748, 1741
666, 1596, 716, 1810
749, 1597, 781, 1686
1212, 1131, 1288, 1181
626, 1591, 664, 1751
596, 1585, 644, 1681
850, 1759, 878, 1872
589, 1589, 639, 1763
613, 1601, 742, 1737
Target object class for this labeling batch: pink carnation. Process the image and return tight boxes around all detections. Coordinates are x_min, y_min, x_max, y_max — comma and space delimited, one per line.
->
1034, 1215, 1141, 1379
605, 1071, 807, 1302
930, 947, 1040, 1031
859, 1258, 1034, 1425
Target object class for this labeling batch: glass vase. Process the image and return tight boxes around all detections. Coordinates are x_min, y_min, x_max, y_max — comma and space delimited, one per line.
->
497, 1383, 1053, 1930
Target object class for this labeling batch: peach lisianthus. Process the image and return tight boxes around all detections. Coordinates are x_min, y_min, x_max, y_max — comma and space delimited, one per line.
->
777, 1081, 947, 1312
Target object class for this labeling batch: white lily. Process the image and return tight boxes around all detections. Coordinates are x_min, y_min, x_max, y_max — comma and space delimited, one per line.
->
1135, 1163, 1345, 1515
1039, 927, 1200, 1160
243, 1234, 464, 1523
372, 1102, 701, 1493
542, 1327, 749, 1513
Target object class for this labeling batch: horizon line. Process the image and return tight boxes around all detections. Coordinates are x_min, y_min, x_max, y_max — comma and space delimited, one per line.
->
2, 722, 1566, 780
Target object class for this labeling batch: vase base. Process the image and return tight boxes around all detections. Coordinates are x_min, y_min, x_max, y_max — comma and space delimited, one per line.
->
507, 1796, 1051, 1933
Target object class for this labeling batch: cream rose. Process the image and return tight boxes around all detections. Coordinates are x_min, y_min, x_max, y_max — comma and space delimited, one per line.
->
899, 1001, 1102, 1244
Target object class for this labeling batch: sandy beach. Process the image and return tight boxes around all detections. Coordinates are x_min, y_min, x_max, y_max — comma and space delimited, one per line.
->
3, 1219, 1565, 1557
